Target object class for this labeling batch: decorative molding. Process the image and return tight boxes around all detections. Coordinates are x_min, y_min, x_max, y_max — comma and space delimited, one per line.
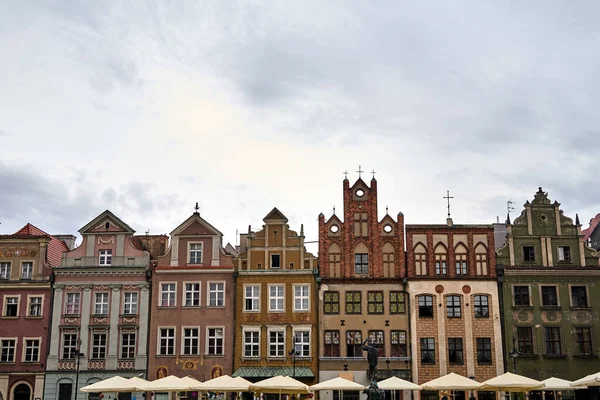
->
97, 236, 115, 244
117, 360, 135, 370
88, 360, 106, 370
0, 247, 39, 258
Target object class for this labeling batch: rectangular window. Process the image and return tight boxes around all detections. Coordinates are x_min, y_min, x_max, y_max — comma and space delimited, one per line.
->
415, 253, 427, 275
446, 295, 461, 318
183, 328, 199, 355
244, 285, 260, 311
99, 249, 112, 266
92, 333, 107, 359
243, 330, 260, 358
65, 293, 80, 315
58, 383, 73, 400
345, 291, 362, 314
62, 333, 78, 359
161, 283, 176, 307
476, 253, 488, 275
269, 285, 284, 311
476, 338, 492, 364
474, 295, 489, 318
123, 292, 138, 314
558, 246, 571, 262
368, 291, 384, 314
4, 297, 18, 317
355, 253, 369, 275
435, 254, 447, 275
0, 339, 16, 362
420, 338, 435, 364
269, 330, 284, 357
184, 283, 200, 307
29, 296, 42, 316
346, 330, 362, 357
207, 327, 224, 355
120, 333, 136, 359
21, 262, 33, 279
94, 293, 109, 315
368, 330, 385, 357
208, 282, 225, 307
545, 327, 562, 356
189, 243, 202, 264
419, 295, 433, 317
514, 286, 530, 306
389, 291, 406, 314
24, 339, 40, 362
324, 330, 340, 357
523, 246, 535, 262
294, 330, 310, 356
571, 286, 588, 308
541, 286, 558, 307
390, 330, 407, 357
575, 327, 593, 356
159, 328, 175, 355
448, 338, 464, 364
294, 284, 310, 311
270, 254, 280, 269
324, 291, 340, 314
0, 262, 10, 279
516, 327, 534, 356
455, 255, 467, 275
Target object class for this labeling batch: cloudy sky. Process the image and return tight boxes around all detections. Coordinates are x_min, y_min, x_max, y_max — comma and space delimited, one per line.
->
1, 1, 599, 251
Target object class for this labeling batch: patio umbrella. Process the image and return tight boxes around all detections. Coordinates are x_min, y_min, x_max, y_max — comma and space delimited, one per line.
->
421, 373, 482, 391
180, 377, 202, 388
539, 377, 581, 400
138, 376, 194, 392
81, 377, 133, 393
196, 376, 252, 392
571, 372, 600, 387
480, 372, 544, 392
310, 377, 365, 400
376, 376, 421, 400
249, 375, 311, 400
127, 377, 150, 389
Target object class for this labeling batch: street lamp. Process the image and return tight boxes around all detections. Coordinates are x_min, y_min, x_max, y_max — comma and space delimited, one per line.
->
288, 347, 299, 377
74, 339, 84, 400
509, 336, 520, 373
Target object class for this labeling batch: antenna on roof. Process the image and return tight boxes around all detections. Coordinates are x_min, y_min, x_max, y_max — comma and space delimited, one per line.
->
145, 230, 150, 236
507, 200, 515, 215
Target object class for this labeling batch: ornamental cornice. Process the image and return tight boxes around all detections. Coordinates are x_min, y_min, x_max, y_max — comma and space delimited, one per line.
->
54, 271, 146, 277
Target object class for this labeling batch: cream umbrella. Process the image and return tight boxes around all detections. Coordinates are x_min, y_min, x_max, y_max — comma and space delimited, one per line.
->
195, 376, 252, 392
249, 375, 311, 400
480, 372, 544, 392
81, 377, 133, 393
138, 376, 194, 392
540, 377, 580, 400
127, 377, 150, 389
180, 377, 202, 388
421, 373, 482, 391
310, 377, 365, 400
374, 376, 421, 400
571, 372, 600, 387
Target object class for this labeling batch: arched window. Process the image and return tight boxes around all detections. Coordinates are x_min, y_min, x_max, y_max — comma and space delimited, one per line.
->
414, 243, 427, 276
434, 244, 447, 275
455, 243, 468, 276
328, 243, 341, 277
354, 243, 369, 275
475, 244, 488, 275
382, 242, 395, 278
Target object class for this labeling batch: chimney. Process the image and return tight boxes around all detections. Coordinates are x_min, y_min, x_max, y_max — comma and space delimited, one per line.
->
53, 234, 77, 251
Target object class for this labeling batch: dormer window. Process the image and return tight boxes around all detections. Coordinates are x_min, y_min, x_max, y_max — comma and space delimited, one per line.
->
99, 250, 112, 266
189, 243, 202, 264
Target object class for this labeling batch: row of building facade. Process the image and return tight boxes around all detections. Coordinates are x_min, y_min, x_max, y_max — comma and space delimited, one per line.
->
1, 176, 599, 400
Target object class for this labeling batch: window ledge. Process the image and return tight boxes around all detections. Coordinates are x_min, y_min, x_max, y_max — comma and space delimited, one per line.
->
543, 354, 566, 358
242, 357, 261, 360
21, 361, 40, 364
181, 306, 202, 309
24, 316, 43, 319
540, 306, 561, 310
206, 306, 226, 309
205, 354, 225, 358
91, 314, 109, 317
573, 354, 595, 359
244, 310, 261, 313
570, 307, 592, 311
120, 314, 139, 317
474, 315, 490, 319
1, 316, 18, 320
62, 314, 80, 318
511, 306, 533, 310
0, 361, 16, 365
155, 354, 176, 357
157, 306, 177, 309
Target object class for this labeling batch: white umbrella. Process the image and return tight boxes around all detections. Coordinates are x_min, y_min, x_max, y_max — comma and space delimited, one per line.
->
127, 377, 150, 388
539, 377, 581, 400
480, 372, 544, 392
377, 377, 421, 391
196, 376, 251, 392
571, 372, 600, 387
249, 376, 311, 394
421, 373, 482, 391
81, 377, 133, 393
180, 377, 202, 387
310, 377, 365, 400
138, 376, 194, 392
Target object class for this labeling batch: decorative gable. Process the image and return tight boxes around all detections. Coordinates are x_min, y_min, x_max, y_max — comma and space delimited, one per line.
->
170, 213, 223, 237
79, 210, 135, 235
263, 207, 288, 223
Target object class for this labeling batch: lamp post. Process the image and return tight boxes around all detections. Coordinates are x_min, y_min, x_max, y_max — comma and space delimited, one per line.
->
508, 336, 519, 400
74, 339, 84, 400
288, 348, 299, 377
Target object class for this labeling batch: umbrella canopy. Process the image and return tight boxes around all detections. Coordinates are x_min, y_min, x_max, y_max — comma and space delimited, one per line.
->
127, 377, 149, 388
138, 376, 194, 391
377, 377, 422, 391
571, 372, 600, 387
249, 376, 311, 394
540, 377, 579, 391
480, 372, 544, 392
180, 377, 202, 388
310, 377, 365, 391
195, 375, 252, 392
80, 376, 134, 393
421, 373, 482, 391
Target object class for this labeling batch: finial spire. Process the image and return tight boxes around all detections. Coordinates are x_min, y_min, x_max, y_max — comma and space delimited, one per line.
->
194, 202, 200, 214
343, 170, 349, 180
371, 169, 377, 179
386, 205, 389, 215
333, 206, 336, 215
356, 165, 363, 178
443, 190, 454, 218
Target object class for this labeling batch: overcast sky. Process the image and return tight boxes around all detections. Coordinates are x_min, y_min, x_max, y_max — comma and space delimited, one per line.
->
1, 1, 599, 252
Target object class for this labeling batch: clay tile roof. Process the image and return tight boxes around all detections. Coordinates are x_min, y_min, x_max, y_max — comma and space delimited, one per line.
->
582, 213, 600, 241
1, 224, 68, 267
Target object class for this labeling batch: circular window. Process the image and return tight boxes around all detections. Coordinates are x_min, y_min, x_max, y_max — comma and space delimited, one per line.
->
104, 222, 110, 230
355, 189, 365, 197
383, 224, 393, 233
330, 225, 339, 233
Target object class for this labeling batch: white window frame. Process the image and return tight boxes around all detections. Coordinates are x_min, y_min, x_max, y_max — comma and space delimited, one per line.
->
242, 326, 260, 359
268, 284, 285, 312
292, 327, 311, 357
20, 261, 33, 280
183, 282, 201, 307
94, 292, 109, 315
61, 332, 78, 359
65, 292, 80, 315
293, 284, 310, 311
0, 262, 10, 279
244, 284, 261, 312
27, 295, 44, 317
157, 327, 176, 355
181, 326, 200, 356
22, 337, 41, 362
3, 294, 20, 317
206, 326, 224, 356
0, 337, 17, 363
160, 282, 177, 307
188, 242, 203, 265
207, 281, 225, 307
91, 332, 107, 359
267, 327, 286, 358
123, 292, 138, 315
99, 249, 112, 266
120, 332, 136, 359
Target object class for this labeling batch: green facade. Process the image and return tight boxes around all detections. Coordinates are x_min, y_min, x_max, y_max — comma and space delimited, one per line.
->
496, 188, 600, 381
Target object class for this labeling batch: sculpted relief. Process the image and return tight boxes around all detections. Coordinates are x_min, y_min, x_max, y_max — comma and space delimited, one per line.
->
0, 246, 39, 258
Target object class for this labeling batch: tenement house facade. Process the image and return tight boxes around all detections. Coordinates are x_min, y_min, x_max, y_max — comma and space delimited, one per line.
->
496, 188, 600, 393
317, 173, 409, 398
232, 208, 318, 386
44, 211, 151, 400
